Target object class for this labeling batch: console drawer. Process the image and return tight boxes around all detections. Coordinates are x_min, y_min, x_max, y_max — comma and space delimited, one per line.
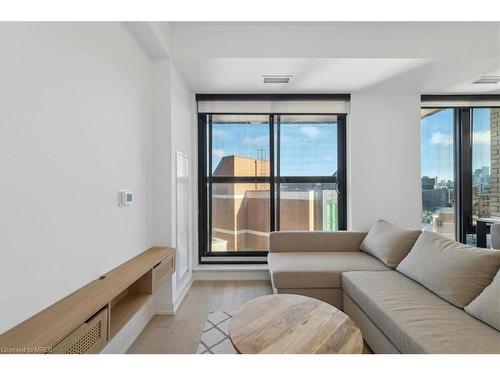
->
52, 307, 108, 354
152, 252, 175, 291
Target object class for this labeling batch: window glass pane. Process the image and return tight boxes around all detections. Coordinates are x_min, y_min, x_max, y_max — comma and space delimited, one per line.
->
279, 183, 337, 231
280, 115, 337, 176
204, 112, 346, 257
211, 183, 270, 252
211, 115, 269, 177
468, 108, 498, 247
421, 108, 455, 240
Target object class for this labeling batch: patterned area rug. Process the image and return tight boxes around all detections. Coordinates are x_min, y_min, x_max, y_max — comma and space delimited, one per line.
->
196, 311, 237, 354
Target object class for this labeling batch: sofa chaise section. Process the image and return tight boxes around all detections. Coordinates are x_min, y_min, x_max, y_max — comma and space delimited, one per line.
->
268, 231, 389, 308
342, 271, 500, 354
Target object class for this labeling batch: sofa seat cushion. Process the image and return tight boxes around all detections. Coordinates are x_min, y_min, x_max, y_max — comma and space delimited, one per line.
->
342, 271, 500, 354
268, 251, 389, 289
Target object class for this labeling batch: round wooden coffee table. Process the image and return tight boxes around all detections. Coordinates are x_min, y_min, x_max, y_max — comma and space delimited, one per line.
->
229, 294, 363, 354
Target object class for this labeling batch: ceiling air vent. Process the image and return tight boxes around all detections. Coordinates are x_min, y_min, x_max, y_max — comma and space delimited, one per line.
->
262, 75, 293, 84
473, 76, 500, 84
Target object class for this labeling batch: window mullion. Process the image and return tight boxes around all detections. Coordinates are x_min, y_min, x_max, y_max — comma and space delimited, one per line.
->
276, 114, 281, 231
269, 114, 276, 232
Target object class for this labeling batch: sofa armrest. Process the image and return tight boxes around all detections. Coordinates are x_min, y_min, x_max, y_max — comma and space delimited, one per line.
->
269, 231, 368, 253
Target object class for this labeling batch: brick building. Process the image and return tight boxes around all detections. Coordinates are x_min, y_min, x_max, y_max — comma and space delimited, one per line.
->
488, 109, 500, 217
211, 155, 337, 251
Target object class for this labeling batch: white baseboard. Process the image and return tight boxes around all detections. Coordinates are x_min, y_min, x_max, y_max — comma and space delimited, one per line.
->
101, 296, 154, 354
193, 269, 270, 281
155, 276, 193, 315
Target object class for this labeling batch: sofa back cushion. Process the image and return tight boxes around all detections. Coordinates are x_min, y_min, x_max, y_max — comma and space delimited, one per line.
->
465, 270, 500, 331
359, 219, 421, 268
397, 231, 500, 308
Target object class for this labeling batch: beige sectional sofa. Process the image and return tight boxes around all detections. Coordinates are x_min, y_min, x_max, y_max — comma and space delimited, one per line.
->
267, 220, 500, 354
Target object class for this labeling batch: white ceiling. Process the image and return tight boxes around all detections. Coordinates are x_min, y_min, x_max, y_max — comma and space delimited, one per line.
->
164, 22, 500, 94
173, 58, 432, 94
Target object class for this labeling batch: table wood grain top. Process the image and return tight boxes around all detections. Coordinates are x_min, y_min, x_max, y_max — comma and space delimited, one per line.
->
229, 294, 363, 354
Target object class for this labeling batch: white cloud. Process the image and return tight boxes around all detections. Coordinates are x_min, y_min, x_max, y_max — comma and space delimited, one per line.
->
213, 129, 229, 139
430, 131, 453, 146
213, 148, 225, 158
473, 130, 490, 144
243, 135, 268, 146
300, 126, 320, 140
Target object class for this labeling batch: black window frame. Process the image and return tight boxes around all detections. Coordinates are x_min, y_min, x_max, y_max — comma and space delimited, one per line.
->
197, 96, 348, 264
421, 95, 500, 246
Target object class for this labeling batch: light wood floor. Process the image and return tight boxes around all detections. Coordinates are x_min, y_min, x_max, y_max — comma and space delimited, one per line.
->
127, 280, 273, 354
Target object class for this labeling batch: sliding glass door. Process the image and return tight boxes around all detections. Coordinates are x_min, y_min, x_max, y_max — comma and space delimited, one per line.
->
420, 104, 500, 246
199, 113, 347, 261
466, 108, 499, 246
420, 108, 456, 239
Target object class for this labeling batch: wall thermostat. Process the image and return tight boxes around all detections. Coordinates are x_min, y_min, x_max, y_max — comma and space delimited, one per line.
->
119, 190, 133, 206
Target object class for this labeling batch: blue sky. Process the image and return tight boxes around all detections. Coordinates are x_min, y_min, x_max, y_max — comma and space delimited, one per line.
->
421, 108, 491, 181
212, 122, 337, 176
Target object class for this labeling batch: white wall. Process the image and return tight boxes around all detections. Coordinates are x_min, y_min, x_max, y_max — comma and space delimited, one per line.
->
0, 22, 154, 332
348, 93, 421, 231
168, 63, 195, 306
151, 60, 172, 246
150, 58, 195, 313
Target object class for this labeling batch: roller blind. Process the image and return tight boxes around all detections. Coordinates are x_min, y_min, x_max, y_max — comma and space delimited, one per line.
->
422, 100, 500, 108
421, 95, 500, 108
197, 96, 350, 114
